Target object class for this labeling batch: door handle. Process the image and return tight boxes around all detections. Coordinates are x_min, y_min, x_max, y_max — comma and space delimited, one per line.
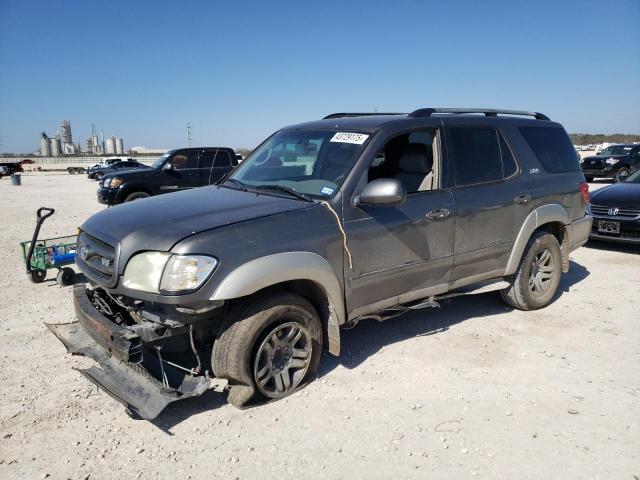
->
514, 195, 531, 204
426, 208, 450, 220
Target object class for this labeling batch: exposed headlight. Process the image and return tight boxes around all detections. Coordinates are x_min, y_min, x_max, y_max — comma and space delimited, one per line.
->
101, 177, 110, 187
122, 252, 217, 293
605, 158, 619, 165
109, 177, 123, 188
160, 255, 218, 292
122, 251, 171, 293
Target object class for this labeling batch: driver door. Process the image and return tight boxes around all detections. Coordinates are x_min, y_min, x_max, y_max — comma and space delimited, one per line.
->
166, 149, 201, 190
342, 128, 456, 318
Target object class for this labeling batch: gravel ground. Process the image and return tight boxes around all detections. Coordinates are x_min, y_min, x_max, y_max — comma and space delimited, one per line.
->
0, 174, 638, 480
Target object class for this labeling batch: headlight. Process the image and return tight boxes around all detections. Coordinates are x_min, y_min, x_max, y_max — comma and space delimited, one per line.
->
122, 252, 171, 293
160, 255, 218, 292
101, 177, 110, 187
605, 158, 619, 165
122, 252, 217, 293
109, 177, 123, 188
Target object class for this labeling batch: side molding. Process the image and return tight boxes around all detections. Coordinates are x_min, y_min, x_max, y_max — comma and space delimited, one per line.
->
211, 252, 344, 356
505, 204, 570, 276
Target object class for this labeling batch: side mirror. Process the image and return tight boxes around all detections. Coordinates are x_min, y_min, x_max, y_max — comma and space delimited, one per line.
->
356, 178, 406, 207
162, 162, 173, 172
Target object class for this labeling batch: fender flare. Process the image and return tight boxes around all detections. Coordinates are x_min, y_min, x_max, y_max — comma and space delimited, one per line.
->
505, 204, 570, 276
210, 252, 344, 355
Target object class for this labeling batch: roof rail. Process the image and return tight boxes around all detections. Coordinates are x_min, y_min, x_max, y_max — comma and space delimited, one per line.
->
323, 112, 405, 119
408, 108, 550, 121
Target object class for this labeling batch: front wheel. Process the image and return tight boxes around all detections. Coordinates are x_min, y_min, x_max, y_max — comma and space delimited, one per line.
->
212, 291, 323, 408
501, 232, 562, 310
124, 191, 150, 202
29, 269, 46, 283
615, 167, 630, 183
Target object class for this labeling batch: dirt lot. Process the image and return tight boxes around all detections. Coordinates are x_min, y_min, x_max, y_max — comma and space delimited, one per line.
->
0, 174, 638, 480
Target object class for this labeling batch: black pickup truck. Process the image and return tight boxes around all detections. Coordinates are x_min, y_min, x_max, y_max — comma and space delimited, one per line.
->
97, 147, 238, 204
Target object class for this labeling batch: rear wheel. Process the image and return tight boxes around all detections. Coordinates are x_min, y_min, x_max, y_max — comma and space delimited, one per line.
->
212, 291, 323, 408
124, 191, 150, 202
501, 232, 562, 310
615, 167, 630, 183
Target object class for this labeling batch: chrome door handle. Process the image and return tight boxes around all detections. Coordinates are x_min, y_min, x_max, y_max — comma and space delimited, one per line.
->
514, 195, 531, 204
426, 208, 450, 220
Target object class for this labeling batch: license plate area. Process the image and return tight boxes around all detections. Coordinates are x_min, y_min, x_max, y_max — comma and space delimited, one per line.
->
598, 220, 620, 234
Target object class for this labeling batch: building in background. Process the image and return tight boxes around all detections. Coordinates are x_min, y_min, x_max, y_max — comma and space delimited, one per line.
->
37, 121, 125, 156
40, 132, 51, 156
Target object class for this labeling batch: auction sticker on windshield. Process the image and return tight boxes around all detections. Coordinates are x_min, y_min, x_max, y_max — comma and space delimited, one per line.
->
330, 132, 369, 145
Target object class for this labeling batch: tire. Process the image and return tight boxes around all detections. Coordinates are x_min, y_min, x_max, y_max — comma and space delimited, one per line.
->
615, 167, 630, 183
29, 269, 46, 283
212, 291, 323, 409
584, 175, 594, 182
76, 167, 85, 174
124, 191, 150, 202
501, 231, 562, 311
56, 267, 75, 286
67, 168, 76, 175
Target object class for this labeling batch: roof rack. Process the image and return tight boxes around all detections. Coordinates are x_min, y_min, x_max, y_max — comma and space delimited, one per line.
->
408, 108, 550, 121
323, 112, 405, 119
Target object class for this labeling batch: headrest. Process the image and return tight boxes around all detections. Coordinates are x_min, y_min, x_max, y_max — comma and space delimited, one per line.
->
398, 144, 433, 174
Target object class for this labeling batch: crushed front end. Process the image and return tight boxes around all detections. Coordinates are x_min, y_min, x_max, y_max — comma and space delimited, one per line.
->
48, 285, 226, 419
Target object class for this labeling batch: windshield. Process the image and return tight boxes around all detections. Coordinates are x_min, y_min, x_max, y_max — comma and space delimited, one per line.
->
626, 169, 640, 183
229, 130, 369, 198
151, 151, 173, 169
598, 146, 631, 156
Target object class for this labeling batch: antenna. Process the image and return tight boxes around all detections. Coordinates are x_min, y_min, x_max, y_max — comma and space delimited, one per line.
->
187, 123, 192, 148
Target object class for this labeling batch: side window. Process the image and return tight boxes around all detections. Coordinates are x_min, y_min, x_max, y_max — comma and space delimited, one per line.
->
199, 151, 215, 169
499, 133, 518, 178
448, 126, 502, 186
519, 126, 579, 173
367, 129, 439, 194
171, 151, 198, 170
213, 151, 231, 167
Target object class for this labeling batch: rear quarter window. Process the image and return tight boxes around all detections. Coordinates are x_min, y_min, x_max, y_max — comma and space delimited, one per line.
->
519, 126, 579, 173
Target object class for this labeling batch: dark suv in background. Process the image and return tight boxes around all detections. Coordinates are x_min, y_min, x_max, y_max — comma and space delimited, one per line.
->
49, 108, 591, 419
97, 147, 238, 204
581, 144, 640, 182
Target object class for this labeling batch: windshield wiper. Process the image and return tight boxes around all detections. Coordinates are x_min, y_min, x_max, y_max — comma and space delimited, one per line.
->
219, 176, 248, 192
253, 184, 313, 202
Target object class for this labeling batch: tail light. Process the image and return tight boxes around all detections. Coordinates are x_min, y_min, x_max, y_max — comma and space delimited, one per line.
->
579, 181, 590, 205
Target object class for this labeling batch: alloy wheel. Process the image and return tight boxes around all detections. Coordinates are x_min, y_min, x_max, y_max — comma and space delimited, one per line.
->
253, 321, 312, 398
528, 248, 554, 296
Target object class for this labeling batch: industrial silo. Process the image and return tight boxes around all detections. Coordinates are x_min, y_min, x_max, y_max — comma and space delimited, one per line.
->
116, 138, 124, 154
50, 137, 62, 157
105, 136, 116, 154
40, 132, 51, 156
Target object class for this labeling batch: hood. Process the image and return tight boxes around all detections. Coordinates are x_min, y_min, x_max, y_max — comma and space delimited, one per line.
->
590, 182, 640, 207
81, 185, 314, 263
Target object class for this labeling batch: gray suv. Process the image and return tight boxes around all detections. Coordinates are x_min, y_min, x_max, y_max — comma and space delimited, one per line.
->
48, 108, 592, 419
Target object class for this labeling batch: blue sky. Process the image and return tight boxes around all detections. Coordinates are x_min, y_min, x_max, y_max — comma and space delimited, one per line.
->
1, 0, 639, 153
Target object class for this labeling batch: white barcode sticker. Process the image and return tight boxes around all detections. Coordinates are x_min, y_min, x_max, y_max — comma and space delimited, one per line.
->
330, 132, 369, 145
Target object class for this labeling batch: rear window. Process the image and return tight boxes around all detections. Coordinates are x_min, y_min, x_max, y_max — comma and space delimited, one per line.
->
519, 127, 579, 173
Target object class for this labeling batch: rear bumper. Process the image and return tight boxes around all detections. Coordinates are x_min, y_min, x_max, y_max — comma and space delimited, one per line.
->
568, 215, 592, 251
46, 285, 210, 420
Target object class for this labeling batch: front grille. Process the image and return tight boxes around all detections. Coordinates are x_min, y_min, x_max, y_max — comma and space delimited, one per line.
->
590, 205, 640, 218
76, 231, 116, 282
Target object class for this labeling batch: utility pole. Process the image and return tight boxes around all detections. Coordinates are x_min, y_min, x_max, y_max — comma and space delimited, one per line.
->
187, 123, 192, 148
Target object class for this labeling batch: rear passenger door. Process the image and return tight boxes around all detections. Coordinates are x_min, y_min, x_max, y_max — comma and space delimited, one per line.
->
446, 125, 530, 284
199, 150, 233, 185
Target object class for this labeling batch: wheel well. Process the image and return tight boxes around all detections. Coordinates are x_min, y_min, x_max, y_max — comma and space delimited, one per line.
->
122, 187, 152, 199
534, 221, 570, 272
231, 280, 331, 348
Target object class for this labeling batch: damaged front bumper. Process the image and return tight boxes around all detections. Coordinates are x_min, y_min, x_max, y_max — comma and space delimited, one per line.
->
46, 285, 219, 420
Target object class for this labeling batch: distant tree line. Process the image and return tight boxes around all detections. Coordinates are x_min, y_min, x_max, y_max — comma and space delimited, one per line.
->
569, 133, 640, 145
